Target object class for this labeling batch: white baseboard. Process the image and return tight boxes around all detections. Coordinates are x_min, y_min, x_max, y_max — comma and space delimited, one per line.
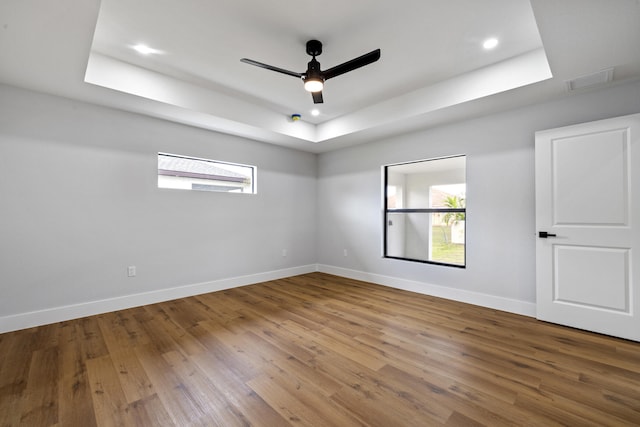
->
0, 264, 536, 334
316, 264, 536, 318
0, 265, 317, 334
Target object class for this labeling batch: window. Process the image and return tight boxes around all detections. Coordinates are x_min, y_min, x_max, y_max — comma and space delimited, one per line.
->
383, 155, 466, 267
158, 152, 256, 194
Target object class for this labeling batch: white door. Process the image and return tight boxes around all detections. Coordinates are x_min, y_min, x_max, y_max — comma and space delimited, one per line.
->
535, 113, 640, 342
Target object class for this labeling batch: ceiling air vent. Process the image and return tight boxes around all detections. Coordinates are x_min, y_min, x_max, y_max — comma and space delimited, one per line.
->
565, 68, 614, 92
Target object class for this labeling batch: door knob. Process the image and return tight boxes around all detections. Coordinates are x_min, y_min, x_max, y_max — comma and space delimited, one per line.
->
538, 231, 557, 238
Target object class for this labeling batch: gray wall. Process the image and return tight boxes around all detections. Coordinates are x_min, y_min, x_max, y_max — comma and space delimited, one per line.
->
2, 78, 639, 328
317, 79, 640, 309
0, 85, 317, 320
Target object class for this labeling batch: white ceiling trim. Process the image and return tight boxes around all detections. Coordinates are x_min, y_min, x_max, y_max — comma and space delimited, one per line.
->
316, 48, 552, 142
85, 52, 317, 144
85, 48, 551, 147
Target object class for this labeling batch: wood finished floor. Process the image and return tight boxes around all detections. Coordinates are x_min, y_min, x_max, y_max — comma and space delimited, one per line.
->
1, 272, 639, 426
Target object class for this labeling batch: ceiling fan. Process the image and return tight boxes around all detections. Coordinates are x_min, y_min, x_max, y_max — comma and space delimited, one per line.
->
240, 40, 381, 104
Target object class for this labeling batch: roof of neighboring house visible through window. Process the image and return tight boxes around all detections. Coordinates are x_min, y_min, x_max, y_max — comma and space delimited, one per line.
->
158, 153, 248, 183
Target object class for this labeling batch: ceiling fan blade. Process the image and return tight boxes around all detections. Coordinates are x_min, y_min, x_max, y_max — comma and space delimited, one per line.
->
322, 49, 381, 81
240, 58, 303, 78
311, 91, 324, 104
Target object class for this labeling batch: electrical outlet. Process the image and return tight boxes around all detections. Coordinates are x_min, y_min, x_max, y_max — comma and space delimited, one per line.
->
343, 249, 348, 257
282, 249, 287, 257
127, 266, 136, 277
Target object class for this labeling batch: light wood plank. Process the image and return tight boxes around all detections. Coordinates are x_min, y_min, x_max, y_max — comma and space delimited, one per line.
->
19, 346, 59, 426
1, 272, 639, 426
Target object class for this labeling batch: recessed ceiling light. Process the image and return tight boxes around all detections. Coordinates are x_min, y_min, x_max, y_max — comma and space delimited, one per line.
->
132, 44, 160, 55
483, 38, 499, 50
311, 109, 320, 116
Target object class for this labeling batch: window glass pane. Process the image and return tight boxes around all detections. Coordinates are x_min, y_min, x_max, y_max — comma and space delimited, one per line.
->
384, 155, 466, 267
431, 212, 465, 265
386, 185, 398, 209
397, 156, 465, 209
431, 184, 466, 208
386, 212, 465, 266
158, 152, 256, 194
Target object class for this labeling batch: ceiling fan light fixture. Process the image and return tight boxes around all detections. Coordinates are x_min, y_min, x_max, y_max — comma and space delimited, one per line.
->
304, 77, 324, 92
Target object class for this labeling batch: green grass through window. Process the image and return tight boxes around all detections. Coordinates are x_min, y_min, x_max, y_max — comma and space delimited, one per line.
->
431, 225, 465, 265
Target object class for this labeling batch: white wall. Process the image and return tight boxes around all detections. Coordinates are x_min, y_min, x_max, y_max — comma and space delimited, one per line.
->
0, 84, 317, 331
317, 79, 640, 315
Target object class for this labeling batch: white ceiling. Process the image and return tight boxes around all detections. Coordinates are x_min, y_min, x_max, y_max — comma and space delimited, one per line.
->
1, 0, 639, 153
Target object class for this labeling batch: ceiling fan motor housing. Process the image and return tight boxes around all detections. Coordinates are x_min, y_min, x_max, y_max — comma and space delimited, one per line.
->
305, 59, 323, 80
